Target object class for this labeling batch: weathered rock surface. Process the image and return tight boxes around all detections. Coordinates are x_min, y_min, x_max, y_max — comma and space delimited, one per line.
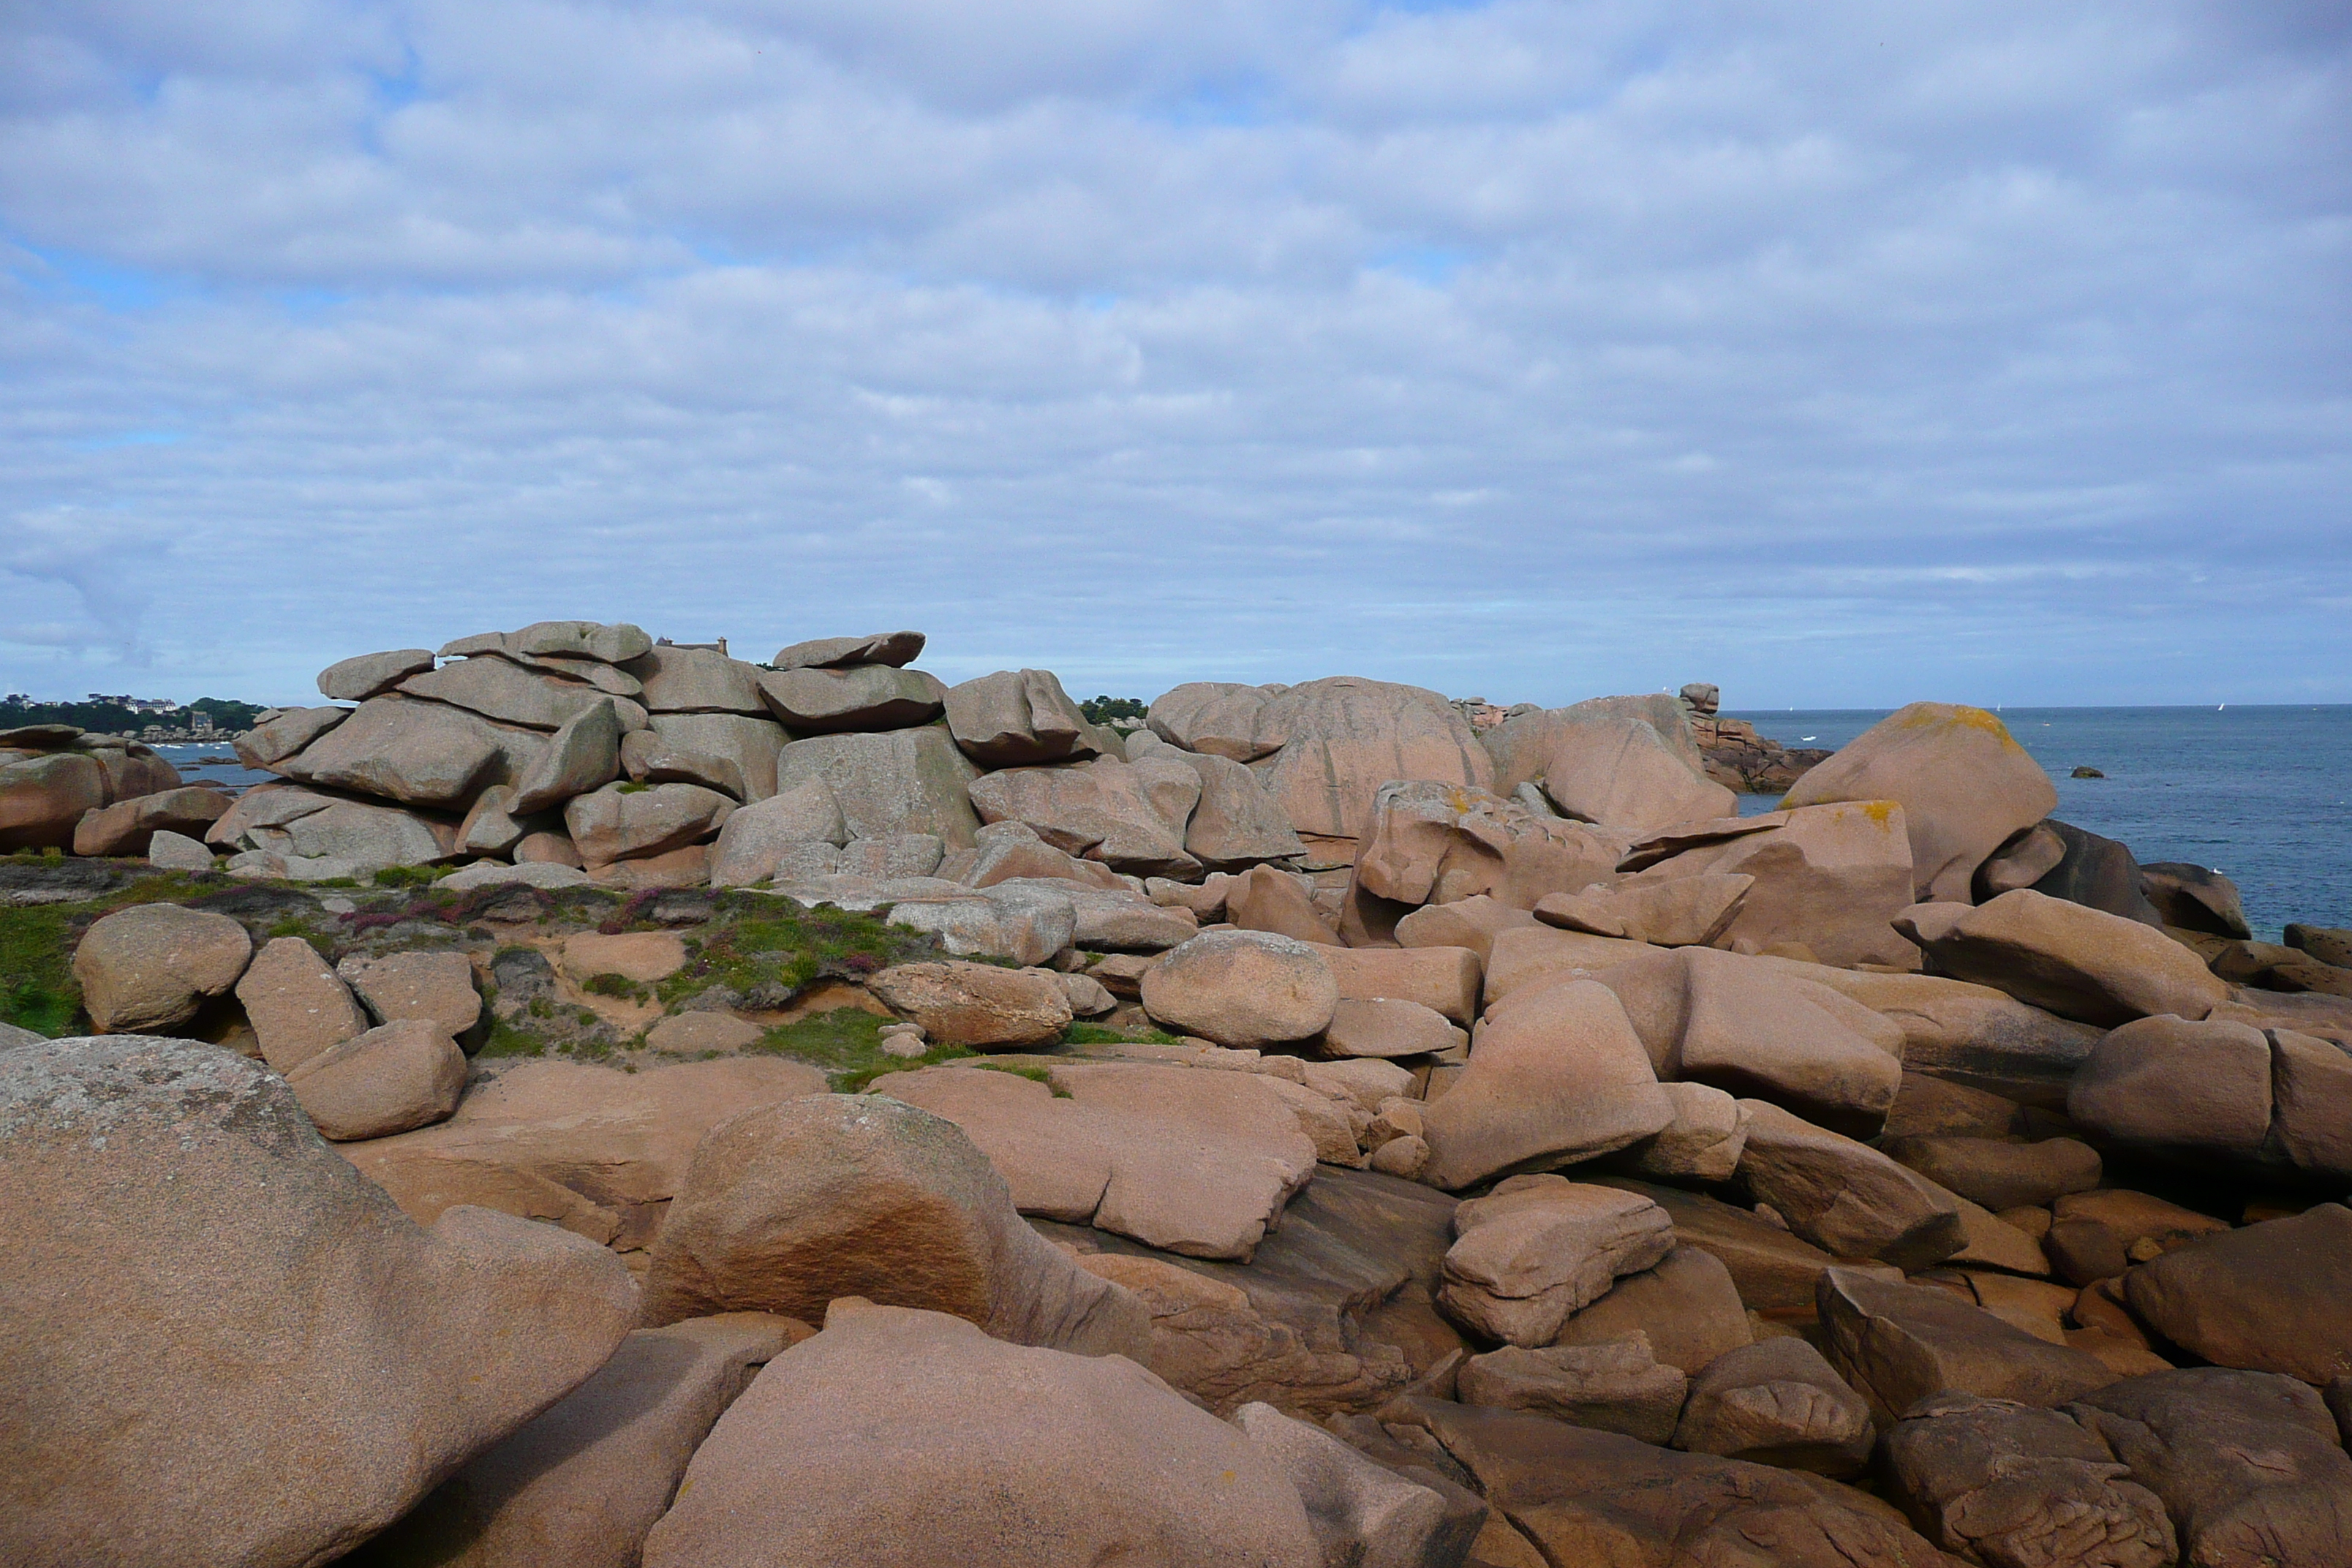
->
772, 724, 984, 847
1534, 712, 1737, 837
1899, 889, 2230, 1026
2067, 1013, 2274, 1163
1817, 1267, 2117, 1424
2122, 1204, 2352, 1385
641, 1302, 1322, 1568
233, 704, 350, 770
0, 1037, 637, 1568
1880, 1134, 2102, 1212
1629, 802, 1921, 968
1320, 943, 1482, 1028
71, 901, 252, 1033
1549, 1243, 1753, 1373
706, 777, 846, 886
1142, 930, 1340, 1049
1323, 996, 1465, 1059
71, 784, 232, 856
508, 697, 622, 814
275, 694, 530, 807
2068, 1367, 2352, 1568
1245, 676, 1494, 842
235, 935, 367, 1072
617, 646, 768, 717
318, 647, 436, 701
1735, 1099, 1967, 1270
1607, 1080, 1750, 1183
771, 629, 925, 670
1459, 1335, 1690, 1444
969, 755, 1199, 876
209, 782, 457, 870
1421, 979, 1674, 1191
403, 655, 630, 732
1438, 1176, 1676, 1347
638, 712, 787, 798
1140, 735, 1305, 869
1382, 1395, 1955, 1567
565, 781, 734, 868
640, 1093, 1149, 1357
1147, 682, 1286, 762
339, 949, 483, 1041
1229, 1401, 1474, 1568
1674, 1336, 1875, 1476
1226, 862, 1343, 943
1882, 1392, 2174, 1568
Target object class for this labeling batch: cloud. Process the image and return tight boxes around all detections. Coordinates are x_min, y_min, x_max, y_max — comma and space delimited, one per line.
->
0, 0, 2344, 708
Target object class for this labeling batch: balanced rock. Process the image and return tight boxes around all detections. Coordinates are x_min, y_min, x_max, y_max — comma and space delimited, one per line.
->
943, 668, 1109, 765
1146, 682, 1285, 762
317, 647, 435, 701
639, 1093, 1148, 1357
71, 902, 252, 1034
770, 629, 924, 670
0, 1037, 636, 1568
755, 663, 946, 734
565, 781, 734, 868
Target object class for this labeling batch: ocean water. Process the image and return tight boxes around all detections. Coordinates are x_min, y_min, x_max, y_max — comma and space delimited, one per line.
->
1730, 706, 2352, 940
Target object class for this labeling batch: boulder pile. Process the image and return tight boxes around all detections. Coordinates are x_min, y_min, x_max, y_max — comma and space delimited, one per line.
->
8, 626, 2352, 1567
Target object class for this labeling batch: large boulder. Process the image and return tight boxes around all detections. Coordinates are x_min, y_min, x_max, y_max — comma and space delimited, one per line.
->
1243, 676, 1493, 843
1382, 1395, 1953, 1567
1141, 930, 1339, 1049
1882, 1392, 2174, 1568
1481, 694, 1708, 794
71, 902, 252, 1033
339, 949, 483, 1041
71, 785, 232, 857
0, 1036, 636, 1568
968, 755, 1199, 877
402, 655, 635, 731
507, 698, 622, 814
1899, 889, 2229, 1026
565, 782, 734, 868
1587, 1175, 1902, 1319
209, 781, 457, 870
317, 647, 435, 701
617, 646, 769, 716
284, 1018, 467, 1141
0, 748, 110, 851
491, 620, 654, 664
1735, 1101, 1966, 1270
1597, 946, 1904, 1137
1320, 943, 1483, 1028
1353, 780, 1618, 908
1134, 734, 1304, 868
639, 1093, 1148, 1357
1765, 959, 2103, 1109
1458, 1335, 1690, 1443
1225, 862, 1342, 944
1420, 979, 1674, 1191
632, 712, 788, 799
233, 704, 350, 770
943, 668, 1112, 764
755, 663, 946, 734
1228, 1401, 1477, 1568
1626, 802, 1920, 968
641, 1302, 1322, 1568
1877, 1134, 2101, 1211
2068, 1367, 2352, 1568
2027, 820, 2166, 926
1817, 1267, 2117, 1424
867, 961, 1073, 1048
272, 693, 542, 807
772, 724, 982, 848
343, 1313, 803, 1568
235, 936, 368, 1072
2122, 1205, 2352, 1385
2067, 1014, 2273, 1163
771, 629, 925, 669
1783, 701, 2058, 902
1147, 682, 1286, 762
706, 777, 846, 887
1438, 1176, 1676, 1346
1533, 713, 1736, 837
1549, 1243, 1753, 1373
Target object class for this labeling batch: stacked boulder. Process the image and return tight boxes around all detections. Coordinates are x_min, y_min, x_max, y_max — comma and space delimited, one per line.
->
1, 723, 200, 853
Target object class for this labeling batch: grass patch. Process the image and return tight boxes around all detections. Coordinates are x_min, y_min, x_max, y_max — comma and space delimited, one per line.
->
478, 1019, 548, 1058
966, 1061, 1072, 1096
655, 900, 938, 1009
745, 1006, 974, 1090
0, 905, 80, 1036
1060, 1021, 1180, 1047
582, 972, 647, 1000
372, 864, 440, 889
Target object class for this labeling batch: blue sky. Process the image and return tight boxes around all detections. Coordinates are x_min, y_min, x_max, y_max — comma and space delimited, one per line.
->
2, 0, 2346, 709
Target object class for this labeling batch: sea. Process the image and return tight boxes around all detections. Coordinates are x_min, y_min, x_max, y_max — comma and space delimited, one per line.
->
154, 706, 2352, 942
1729, 706, 2352, 941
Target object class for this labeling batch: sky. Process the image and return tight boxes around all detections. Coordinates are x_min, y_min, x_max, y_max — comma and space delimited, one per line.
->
1, 0, 2347, 712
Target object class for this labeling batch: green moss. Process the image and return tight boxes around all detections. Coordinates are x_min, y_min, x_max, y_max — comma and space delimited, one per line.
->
655, 900, 938, 1009
372, 864, 439, 888
614, 781, 651, 794
0, 905, 81, 1036
582, 972, 647, 1000
1060, 1021, 1180, 1047
743, 1006, 974, 1090
966, 1061, 1072, 1096
478, 1019, 548, 1057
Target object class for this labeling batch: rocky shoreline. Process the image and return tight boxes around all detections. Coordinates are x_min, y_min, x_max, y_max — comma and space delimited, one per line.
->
7, 620, 2352, 1568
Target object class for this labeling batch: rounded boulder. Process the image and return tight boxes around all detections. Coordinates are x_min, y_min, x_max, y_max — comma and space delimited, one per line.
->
1140, 930, 1339, 1049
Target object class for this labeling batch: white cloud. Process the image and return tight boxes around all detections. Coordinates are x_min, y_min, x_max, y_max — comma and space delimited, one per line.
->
0, 0, 2343, 709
